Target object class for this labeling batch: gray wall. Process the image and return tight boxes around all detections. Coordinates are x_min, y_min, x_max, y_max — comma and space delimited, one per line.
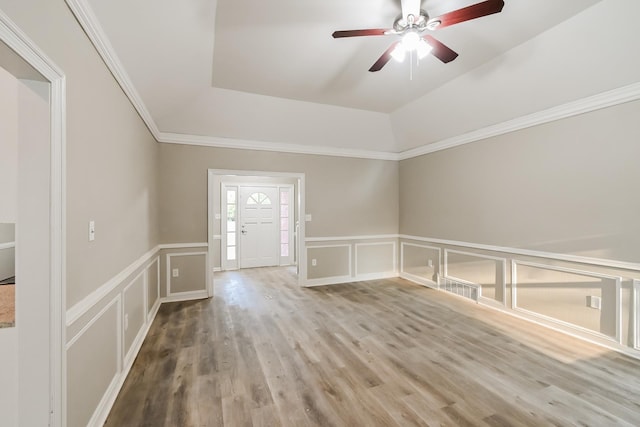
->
159, 144, 399, 242
0, 0, 161, 308
400, 100, 640, 264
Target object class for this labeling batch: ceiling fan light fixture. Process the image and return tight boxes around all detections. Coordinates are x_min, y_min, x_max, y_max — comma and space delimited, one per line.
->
416, 39, 433, 59
401, 31, 421, 51
390, 44, 406, 62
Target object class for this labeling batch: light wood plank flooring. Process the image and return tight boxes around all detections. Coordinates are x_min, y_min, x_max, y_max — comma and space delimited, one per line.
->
105, 267, 640, 426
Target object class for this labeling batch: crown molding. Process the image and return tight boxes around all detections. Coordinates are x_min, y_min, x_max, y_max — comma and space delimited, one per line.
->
65, 0, 639, 162
157, 131, 399, 161
64, 0, 160, 137
398, 81, 640, 160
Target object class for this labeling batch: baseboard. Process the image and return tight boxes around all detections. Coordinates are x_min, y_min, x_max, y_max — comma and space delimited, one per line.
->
304, 272, 398, 287
399, 272, 438, 289
161, 290, 209, 303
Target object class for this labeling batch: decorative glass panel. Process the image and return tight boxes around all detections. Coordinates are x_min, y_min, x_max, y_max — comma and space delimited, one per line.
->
226, 190, 236, 204
281, 230, 288, 243
280, 205, 289, 217
247, 196, 257, 205
280, 218, 288, 230
227, 220, 236, 232
227, 205, 236, 220
281, 244, 289, 257
227, 246, 236, 260
280, 191, 289, 204
227, 232, 236, 244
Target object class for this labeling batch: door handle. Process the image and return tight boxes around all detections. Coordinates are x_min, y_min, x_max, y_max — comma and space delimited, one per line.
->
241, 229, 247, 234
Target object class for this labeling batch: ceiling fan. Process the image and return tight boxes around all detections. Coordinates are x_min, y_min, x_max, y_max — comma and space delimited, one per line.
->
332, 0, 505, 72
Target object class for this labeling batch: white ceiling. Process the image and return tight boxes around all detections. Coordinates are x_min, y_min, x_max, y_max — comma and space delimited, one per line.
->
80, 0, 640, 156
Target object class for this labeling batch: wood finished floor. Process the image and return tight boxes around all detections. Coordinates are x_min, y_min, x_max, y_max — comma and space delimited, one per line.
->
105, 267, 640, 426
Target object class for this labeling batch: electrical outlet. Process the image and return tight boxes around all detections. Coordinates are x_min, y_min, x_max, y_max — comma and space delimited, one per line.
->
427, 259, 433, 268
124, 314, 129, 330
172, 268, 179, 277
587, 295, 602, 310
311, 259, 317, 266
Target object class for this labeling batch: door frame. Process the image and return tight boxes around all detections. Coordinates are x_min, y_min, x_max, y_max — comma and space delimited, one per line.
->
0, 10, 66, 427
208, 169, 306, 290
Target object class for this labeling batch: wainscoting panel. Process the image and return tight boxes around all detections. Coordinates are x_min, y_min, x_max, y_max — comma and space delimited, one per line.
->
147, 257, 160, 319
123, 271, 145, 363
444, 249, 507, 306
400, 242, 440, 288
513, 260, 621, 343
306, 244, 351, 285
165, 252, 208, 301
635, 280, 640, 350
355, 241, 396, 279
66, 296, 121, 427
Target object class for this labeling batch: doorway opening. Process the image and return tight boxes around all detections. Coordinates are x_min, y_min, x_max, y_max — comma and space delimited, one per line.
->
0, 13, 65, 427
208, 170, 306, 291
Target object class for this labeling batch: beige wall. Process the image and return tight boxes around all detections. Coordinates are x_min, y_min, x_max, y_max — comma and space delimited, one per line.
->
0, 65, 17, 223
159, 144, 399, 242
400, 100, 640, 264
0, 0, 161, 309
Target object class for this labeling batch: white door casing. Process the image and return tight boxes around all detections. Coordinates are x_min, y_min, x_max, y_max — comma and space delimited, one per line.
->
239, 186, 279, 268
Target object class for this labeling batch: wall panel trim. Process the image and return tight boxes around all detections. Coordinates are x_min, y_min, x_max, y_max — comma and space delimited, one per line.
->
512, 260, 622, 343
66, 245, 160, 326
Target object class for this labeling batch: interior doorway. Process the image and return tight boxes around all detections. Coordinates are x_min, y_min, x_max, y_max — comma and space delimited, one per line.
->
0, 13, 65, 427
208, 170, 306, 290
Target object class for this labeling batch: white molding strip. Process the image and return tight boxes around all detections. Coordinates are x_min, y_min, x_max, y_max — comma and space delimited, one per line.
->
64, 0, 160, 138
159, 242, 208, 250
166, 251, 208, 297
512, 260, 622, 344
0, 9, 67, 426
304, 275, 355, 287
64, 1, 640, 162
161, 290, 209, 303
398, 81, 640, 160
158, 132, 398, 161
399, 234, 640, 272
354, 241, 397, 277
306, 234, 398, 243
0, 241, 15, 250
634, 280, 640, 351
66, 245, 160, 326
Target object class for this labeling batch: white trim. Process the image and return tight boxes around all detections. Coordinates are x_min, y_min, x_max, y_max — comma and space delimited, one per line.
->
398, 81, 640, 160
212, 235, 222, 240
159, 132, 398, 161
400, 242, 442, 289
62, 1, 640, 164
209, 169, 306, 286
304, 275, 355, 287
0, 9, 66, 426
166, 251, 208, 297
66, 294, 122, 427
512, 260, 622, 343
399, 234, 640, 272
305, 243, 352, 286
400, 272, 438, 289
354, 241, 397, 277
161, 290, 209, 303
158, 242, 207, 250
634, 280, 640, 351
121, 269, 146, 368
0, 241, 15, 250
66, 245, 160, 326
63, 0, 160, 138
146, 257, 160, 320
306, 234, 398, 243
354, 272, 398, 282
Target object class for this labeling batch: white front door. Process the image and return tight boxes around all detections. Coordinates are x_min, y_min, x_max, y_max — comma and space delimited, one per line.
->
239, 186, 279, 268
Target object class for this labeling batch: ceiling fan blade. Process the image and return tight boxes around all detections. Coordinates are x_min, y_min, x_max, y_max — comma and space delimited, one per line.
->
369, 41, 401, 72
401, 0, 421, 21
423, 35, 458, 63
332, 29, 390, 38
428, 0, 504, 29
